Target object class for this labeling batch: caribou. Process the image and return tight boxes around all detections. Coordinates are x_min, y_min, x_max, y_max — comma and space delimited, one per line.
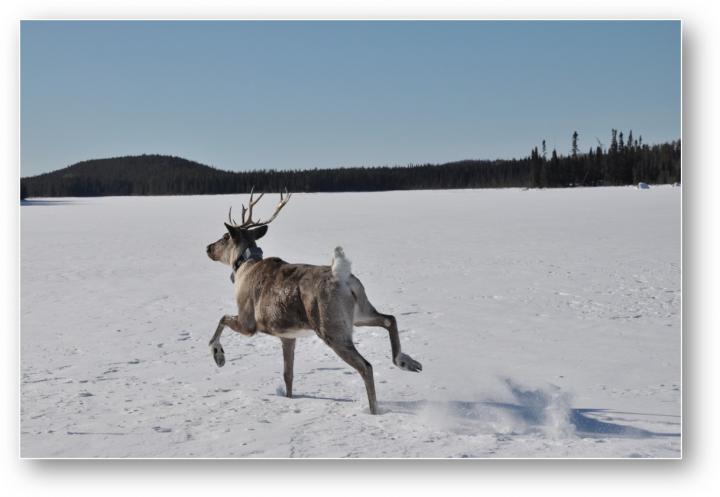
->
205, 189, 422, 414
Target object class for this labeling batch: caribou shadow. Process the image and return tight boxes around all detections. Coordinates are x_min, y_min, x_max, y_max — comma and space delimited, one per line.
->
380, 399, 679, 438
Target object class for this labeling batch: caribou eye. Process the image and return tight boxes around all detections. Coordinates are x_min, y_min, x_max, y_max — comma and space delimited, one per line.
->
223, 233, 229, 240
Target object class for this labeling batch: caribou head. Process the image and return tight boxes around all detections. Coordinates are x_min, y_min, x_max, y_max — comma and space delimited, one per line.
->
206, 188, 292, 268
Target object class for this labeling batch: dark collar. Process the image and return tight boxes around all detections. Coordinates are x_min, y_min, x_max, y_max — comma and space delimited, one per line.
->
232, 246, 264, 272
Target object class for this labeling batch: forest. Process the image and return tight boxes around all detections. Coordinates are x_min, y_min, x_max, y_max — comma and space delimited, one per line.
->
21, 130, 681, 198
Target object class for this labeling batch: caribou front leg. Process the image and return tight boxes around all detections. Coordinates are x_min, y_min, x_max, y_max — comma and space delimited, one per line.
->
281, 338, 296, 398
209, 314, 255, 367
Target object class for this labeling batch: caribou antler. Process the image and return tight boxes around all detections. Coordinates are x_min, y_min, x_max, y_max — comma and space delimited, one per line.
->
253, 188, 292, 226
227, 187, 292, 228
228, 206, 239, 226
240, 187, 265, 226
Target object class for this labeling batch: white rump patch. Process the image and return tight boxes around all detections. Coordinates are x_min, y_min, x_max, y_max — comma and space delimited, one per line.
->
331, 246, 352, 282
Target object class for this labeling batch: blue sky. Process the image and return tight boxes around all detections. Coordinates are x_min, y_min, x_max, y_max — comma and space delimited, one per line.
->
21, 21, 680, 177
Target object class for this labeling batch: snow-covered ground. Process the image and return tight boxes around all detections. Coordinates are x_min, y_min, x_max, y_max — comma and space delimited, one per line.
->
20, 186, 681, 458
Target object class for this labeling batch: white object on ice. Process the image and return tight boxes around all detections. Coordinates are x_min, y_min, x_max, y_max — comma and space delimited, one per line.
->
638, 182, 650, 189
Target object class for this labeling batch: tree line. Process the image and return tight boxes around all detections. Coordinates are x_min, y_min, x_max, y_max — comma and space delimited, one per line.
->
528, 130, 680, 188
21, 129, 680, 198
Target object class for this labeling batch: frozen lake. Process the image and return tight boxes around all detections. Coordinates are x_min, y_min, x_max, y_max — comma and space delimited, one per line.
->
20, 186, 681, 458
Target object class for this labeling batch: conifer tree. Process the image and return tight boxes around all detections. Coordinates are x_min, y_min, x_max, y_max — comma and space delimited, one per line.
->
610, 129, 618, 155
571, 131, 579, 158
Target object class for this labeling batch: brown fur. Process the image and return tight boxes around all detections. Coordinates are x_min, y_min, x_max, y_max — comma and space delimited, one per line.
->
206, 209, 421, 414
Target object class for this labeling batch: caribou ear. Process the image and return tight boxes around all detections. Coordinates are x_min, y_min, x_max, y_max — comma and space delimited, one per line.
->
251, 225, 268, 240
224, 223, 244, 240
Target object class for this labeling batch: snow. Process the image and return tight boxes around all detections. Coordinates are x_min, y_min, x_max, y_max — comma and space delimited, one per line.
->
20, 186, 681, 458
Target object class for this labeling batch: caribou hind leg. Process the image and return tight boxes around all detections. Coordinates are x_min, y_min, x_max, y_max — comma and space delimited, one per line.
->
281, 338, 296, 398
353, 307, 422, 373
330, 339, 378, 414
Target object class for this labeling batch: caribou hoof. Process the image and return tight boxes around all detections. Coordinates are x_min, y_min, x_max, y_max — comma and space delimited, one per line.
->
211, 343, 225, 367
394, 353, 422, 372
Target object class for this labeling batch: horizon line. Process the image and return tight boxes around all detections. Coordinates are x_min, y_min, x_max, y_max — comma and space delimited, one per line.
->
21, 135, 682, 179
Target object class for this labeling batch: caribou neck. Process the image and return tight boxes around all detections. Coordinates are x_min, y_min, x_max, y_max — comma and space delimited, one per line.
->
233, 246, 264, 272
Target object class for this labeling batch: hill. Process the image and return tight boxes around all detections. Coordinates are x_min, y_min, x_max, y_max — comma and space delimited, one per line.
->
21, 155, 243, 197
